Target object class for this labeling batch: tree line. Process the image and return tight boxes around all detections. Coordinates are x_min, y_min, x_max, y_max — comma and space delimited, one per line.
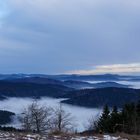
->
92, 101, 140, 134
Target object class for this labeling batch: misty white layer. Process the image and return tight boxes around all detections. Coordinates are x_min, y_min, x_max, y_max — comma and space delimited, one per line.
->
87, 80, 140, 89
0, 97, 101, 131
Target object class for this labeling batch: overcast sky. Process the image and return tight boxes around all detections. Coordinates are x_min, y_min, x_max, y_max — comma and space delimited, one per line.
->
0, 0, 140, 74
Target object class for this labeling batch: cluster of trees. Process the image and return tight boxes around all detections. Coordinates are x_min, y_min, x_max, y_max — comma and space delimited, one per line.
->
92, 101, 140, 134
20, 101, 75, 134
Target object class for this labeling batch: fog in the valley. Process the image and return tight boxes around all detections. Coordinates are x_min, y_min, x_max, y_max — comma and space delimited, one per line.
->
116, 81, 140, 89
87, 80, 140, 89
1, 81, 139, 131
0, 97, 102, 131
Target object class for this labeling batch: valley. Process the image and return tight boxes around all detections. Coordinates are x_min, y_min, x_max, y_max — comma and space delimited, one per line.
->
0, 74, 139, 134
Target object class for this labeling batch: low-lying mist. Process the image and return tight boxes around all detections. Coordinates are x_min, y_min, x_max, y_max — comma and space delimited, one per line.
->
0, 97, 102, 131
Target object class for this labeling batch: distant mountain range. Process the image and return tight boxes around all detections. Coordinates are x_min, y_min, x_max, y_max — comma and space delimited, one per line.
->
5, 77, 130, 89
0, 73, 139, 108
38, 74, 140, 82
0, 73, 140, 81
64, 81, 130, 89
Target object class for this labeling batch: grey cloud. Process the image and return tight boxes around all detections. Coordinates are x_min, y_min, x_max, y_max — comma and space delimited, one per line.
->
0, 0, 140, 74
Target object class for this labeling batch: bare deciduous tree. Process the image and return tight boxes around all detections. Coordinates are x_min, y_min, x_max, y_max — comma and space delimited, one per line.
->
51, 104, 75, 133
21, 100, 53, 133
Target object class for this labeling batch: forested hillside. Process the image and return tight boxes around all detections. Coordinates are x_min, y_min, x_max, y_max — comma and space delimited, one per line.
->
62, 88, 140, 107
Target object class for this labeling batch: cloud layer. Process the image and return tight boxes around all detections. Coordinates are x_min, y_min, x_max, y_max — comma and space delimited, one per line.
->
0, 0, 140, 74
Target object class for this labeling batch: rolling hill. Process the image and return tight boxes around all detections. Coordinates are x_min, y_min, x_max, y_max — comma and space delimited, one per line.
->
61, 87, 140, 107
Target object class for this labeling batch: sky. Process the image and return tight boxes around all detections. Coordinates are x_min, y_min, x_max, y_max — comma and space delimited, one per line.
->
0, 0, 140, 74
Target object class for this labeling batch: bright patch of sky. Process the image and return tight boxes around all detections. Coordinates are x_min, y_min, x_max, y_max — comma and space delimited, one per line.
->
67, 63, 140, 75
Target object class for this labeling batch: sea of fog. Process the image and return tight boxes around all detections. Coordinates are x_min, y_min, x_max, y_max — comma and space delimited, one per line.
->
0, 97, 102, 132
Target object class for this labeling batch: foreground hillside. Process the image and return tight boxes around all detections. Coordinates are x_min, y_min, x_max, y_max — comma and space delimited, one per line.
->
0, 131, 129, 140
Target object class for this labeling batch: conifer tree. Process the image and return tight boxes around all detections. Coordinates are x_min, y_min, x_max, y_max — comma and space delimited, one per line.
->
97, 105, 110, 133
110, 106, 121, 132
